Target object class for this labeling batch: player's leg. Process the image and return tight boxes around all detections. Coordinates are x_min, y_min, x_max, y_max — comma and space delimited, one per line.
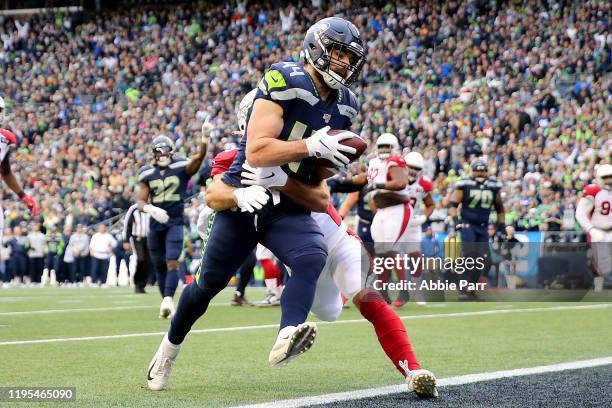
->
261, 213, 327, 367
148, 210, 257, 391
310, 250, 343, 322
458, 224, 477, 300
147, 228, 166, 297
158, 224, 183, 318
233, 250, 255, 306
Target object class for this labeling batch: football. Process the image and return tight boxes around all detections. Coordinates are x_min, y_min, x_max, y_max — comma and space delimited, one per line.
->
312, 129, 368, 180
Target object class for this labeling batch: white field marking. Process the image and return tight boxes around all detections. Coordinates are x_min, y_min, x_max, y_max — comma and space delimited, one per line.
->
0, 303, 609, 346
0, 302, 232, 317
231, 356, 612, 408
56, 299, 83, 304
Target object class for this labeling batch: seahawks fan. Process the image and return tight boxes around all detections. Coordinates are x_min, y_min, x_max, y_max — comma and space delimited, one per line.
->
147, 17, 365, 391
449, 159, 504, 300
137, 121, 210, 319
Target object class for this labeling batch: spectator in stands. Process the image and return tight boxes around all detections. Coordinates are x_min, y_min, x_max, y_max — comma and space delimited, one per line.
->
89, 223, 117, 287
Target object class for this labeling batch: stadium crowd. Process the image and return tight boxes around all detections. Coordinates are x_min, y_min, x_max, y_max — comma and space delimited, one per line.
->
0, 0, 610, 281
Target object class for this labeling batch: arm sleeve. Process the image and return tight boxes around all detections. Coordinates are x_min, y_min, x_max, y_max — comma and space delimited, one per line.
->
575, 197, 594, 231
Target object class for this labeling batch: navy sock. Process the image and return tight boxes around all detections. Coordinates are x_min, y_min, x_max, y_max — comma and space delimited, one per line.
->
280, 253, 326, 329
164, 268, 179, 297
168, 283, 212, 345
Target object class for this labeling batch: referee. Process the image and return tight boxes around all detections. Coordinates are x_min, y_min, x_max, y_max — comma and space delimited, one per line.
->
123, 203, 151, 293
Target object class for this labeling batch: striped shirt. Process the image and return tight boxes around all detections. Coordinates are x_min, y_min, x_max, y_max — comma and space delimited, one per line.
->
123, 204, 150, 242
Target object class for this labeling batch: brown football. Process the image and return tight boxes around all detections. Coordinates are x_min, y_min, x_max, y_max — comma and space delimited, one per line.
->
312, 129, 368, 177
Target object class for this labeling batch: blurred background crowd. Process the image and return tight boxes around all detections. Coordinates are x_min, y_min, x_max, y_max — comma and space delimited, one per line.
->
0, 0, 610, 276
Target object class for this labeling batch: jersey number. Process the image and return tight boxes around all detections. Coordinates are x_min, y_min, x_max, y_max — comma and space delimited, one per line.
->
468, 189, 493, 209
150, 176, 181, 203
601, 201, 611, 216
287, 121, 311, 173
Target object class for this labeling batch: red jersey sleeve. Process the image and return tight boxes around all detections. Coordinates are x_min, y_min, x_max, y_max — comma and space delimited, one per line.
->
418, 176, 434, 193
0, 128, 17, 145
582, 184, 601, 199
211, 149, 238, 177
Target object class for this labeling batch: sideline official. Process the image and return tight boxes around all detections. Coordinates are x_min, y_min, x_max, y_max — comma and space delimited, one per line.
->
123, 204, 151, 293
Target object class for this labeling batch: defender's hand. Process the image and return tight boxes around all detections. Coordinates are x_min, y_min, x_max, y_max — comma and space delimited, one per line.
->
233, 186, 270, 213
22, 194, 40, 216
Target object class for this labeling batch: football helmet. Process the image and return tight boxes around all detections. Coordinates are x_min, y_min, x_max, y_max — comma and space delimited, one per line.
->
596, 164, 612, 189
301, 17, 366, 89
376, 133, 399, 160
471, 159, 488, 183
404, 151, 424, 182
237, 89, 258, 134
151, 135, 175, 167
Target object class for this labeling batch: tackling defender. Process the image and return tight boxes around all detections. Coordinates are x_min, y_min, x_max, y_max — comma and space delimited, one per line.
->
575, 164, 612, 291
202, 147, 439, 398
137, 122, 209, 318
147, 17, 365, 391
0, 96, 40, 250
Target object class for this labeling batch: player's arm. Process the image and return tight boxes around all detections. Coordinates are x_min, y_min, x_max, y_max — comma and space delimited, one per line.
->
448, 188, 463, 217
206, 175, 269, 213
379, 166, 408, 191
575, 197, 594, 232
0, 151, 39, 215
137, 181, 169, 224
186, 120, 211, 176
279, 179, 329, 213
338, 191, 359, 218
494, 191, 505, 229
327, 174, 367, 193
423, 193, 435, 218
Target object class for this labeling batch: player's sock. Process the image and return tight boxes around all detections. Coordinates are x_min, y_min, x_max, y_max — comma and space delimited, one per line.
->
236, 266, 252, 297
359, 299, 421, 375
279, 253, 325, 329
261, 259, 280, 296
168, 283, 212, 345
164, 268, 179, 298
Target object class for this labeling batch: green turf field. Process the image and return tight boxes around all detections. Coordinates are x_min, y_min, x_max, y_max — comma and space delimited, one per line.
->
1, 286, 611, 407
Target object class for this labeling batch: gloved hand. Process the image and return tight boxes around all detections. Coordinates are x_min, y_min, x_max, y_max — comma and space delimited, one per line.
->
21, 194, 40, 216
201, 114, 215, 144
233, 185, 270, 213
305, 126, 356, 168
241, 162, 288, 189
196, 206, 215, 240
143, 204, 169, 224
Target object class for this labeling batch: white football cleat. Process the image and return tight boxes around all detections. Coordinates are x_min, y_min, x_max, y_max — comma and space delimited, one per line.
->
159, 296, 175, 319
254, 293, 281, 307
269, 322, 317, 367
147, 334, 181, 391
406, 368, 439, 398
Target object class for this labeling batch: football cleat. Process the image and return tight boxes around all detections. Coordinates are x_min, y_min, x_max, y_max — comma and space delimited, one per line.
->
269, 322, 317, 367
406, 369, 439, 398
254, 293, 281, 307
147, 334, 181, 391
159, 296, 175, 319
231, 291, 250, 306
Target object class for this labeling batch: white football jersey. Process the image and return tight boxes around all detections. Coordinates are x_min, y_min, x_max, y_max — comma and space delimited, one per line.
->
402, 176, 434, 214
367, 157, 389, 184
581, 184, 612, 230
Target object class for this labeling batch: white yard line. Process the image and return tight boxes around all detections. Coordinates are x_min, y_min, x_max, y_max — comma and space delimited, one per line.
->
0, 303, 609, 346
232, 356, 612, 408
0, 302, 232, 316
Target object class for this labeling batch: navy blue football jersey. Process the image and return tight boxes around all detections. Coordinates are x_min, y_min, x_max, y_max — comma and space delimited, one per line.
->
222, 61, 360, 188
138, 157, 190, 222
456, 177, 502, 226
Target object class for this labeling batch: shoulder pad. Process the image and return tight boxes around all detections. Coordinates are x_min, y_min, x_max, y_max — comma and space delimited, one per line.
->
258, 62, 319, 106
169, 157, 189, 169
337, 87, 360, 122
138, 165, 155, 182
418, 176, 434, 193
211, 149, 238, 177
0, 128, 17, 145
485, 178, 503, 188
583, 184, 601, 199
456, 177, 475, 187
387, 155, 407, 168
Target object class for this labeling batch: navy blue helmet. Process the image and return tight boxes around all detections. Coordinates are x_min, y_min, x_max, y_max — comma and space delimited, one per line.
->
301, 17, 366, 89
151, 135, 175, 167
471, 159, 488, 182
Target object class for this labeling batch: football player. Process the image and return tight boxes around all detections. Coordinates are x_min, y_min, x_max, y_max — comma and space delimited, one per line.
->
367, 133, 413, 303
0, 96, 40, 248
201, 148, 439, 398
147, 18, 365, 390
449, 159, 504, 300
575, 164, 612, 291
137, 122, 210, 319
392, 151, 434, 307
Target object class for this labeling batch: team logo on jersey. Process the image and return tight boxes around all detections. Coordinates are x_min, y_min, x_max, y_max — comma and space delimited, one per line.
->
323, 113, 331, 123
